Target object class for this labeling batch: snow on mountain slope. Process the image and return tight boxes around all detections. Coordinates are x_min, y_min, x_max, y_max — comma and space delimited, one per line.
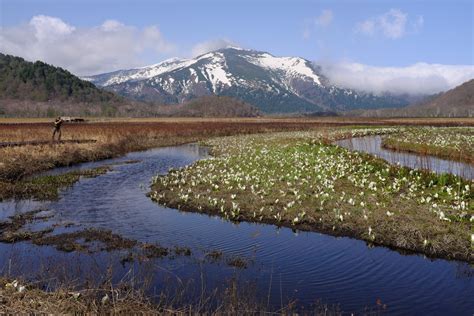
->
243, 53, 321, 85
86, 47, 323, 89
196, 52, 233, 92
86, 51, 235, 92
92, 58, 196, 86
122, 58, 195, 84
85, 47, 408, 113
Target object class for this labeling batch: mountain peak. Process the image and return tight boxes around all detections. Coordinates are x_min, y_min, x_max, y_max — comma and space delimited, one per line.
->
218, 45, 246, 51
85, 48, 408, 113
142, 57, 184, 69
215, 45, 250, 52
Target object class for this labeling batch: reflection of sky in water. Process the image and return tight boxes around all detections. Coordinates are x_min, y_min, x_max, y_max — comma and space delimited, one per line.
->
336, 135, 474, 180
0, 143, 473, 314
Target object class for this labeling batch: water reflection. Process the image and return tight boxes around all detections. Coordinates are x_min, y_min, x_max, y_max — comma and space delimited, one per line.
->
336, 135, 474, 180
0, 143, 473, 314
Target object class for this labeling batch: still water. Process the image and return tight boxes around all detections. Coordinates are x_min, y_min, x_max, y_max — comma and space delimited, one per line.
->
1, 143, 472, 315
336, 135, 474, 180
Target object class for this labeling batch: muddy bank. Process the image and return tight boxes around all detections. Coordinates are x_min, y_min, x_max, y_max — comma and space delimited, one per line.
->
0, 209, 250, 269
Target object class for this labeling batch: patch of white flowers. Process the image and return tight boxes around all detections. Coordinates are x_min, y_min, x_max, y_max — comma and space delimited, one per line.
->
150, 128, 473, 249
384, 127, 474, 157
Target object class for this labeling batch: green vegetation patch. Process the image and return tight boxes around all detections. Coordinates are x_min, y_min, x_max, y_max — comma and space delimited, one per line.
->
151, 129, 473, 262
0, 166, 111, 201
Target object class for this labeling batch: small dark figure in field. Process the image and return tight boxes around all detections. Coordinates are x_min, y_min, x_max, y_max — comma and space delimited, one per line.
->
52, 117, 64, 141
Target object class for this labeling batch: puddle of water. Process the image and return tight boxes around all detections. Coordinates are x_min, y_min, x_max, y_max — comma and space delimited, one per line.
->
335, 135, 474, 180
0, 143, 473, 315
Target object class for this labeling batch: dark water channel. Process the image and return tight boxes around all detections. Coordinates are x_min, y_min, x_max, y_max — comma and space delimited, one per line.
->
0, 142, 473, 315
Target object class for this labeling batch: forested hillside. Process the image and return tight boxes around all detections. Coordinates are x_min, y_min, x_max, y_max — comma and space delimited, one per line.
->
0, 54, 161, 117
0, 53, 122, 104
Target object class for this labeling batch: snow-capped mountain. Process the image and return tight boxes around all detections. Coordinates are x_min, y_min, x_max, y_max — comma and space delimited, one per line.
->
84, 47, 407, 113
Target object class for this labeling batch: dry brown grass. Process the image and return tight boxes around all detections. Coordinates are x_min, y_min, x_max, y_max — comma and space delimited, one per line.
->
0, 119, 326, 181
1, 117, 472, 182
0, 277, 256, 314
1, 116, 474, 125
0, 278, 160, 314
1, 120, 470, 197
0, 275, 342, 315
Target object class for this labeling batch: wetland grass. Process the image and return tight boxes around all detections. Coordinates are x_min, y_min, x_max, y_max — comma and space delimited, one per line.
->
151, 129, 473, 262
382, 127, 474, 164
0, 273, 344, 315
0, 166, 111, 201
0, 119, 333, 182
1, 118, 472, 183
1, 120, 472, 314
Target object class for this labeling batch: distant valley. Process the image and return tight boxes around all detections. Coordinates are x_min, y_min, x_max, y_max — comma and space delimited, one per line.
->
353, 79, 474, 117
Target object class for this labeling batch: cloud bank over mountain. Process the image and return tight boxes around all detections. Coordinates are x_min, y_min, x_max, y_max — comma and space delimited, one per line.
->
1, 15, 472, 96
320, 61, 474, 95
190, 38, 239, 57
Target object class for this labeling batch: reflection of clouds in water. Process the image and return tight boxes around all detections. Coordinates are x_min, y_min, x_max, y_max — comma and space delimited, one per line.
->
336, 135, 473, 180
153, 144, 210, 160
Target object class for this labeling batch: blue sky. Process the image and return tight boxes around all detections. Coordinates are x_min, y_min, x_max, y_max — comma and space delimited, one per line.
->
1, 0, 473, 93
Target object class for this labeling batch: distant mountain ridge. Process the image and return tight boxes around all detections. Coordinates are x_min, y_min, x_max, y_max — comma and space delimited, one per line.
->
352, 79, 474, 117
84, 47, 409, 113
412, 79, 473, 116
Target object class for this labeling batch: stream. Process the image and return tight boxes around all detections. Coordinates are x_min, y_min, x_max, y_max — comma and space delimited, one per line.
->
0, 140, 473, 315
335, 135, 474, 180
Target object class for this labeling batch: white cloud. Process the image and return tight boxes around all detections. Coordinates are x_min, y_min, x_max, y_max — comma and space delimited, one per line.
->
101, 19, 125, 32
303, 9, 334, 39
30, 15, 76, 41
190, 38, 238, 57
379, 9, 407, 39
356, 9, 414, 39
315, 10, 333, 27
319, 61, 474, 95
0, 15, 176, 75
